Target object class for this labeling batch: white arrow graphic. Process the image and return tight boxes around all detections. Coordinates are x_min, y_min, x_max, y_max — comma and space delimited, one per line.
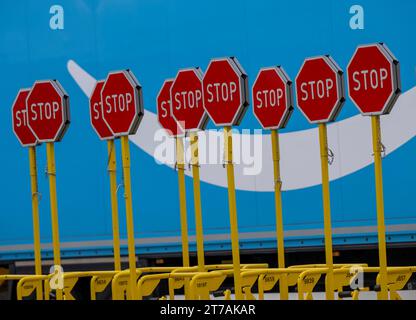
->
67, 59, 416, 192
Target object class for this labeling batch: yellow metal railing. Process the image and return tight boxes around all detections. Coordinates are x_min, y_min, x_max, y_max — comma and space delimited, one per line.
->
3, 263, 414, 300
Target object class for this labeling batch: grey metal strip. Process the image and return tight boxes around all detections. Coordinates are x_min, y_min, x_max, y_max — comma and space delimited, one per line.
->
0, 223, 415, 253
15, 256, 133, 267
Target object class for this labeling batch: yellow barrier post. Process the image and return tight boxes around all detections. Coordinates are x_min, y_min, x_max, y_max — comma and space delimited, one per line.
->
224, 126, 243, 300
29, 146, 42, 299
270, 130, 288, 300
318, 124, 334, 300
190, 132, 205, 271
46, 142, 63, 300
371, 115, 388, 300
120, 136, 138, 300
107, 140, 121, 271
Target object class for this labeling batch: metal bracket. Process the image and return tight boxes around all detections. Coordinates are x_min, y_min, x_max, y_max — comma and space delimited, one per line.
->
371, 141, 387, 159
327, 147, 335, 165
44, 166, 56, 177
274, 179, 283, 191
380, 142, 387, 158
222, 160, 234, 168
189, 161, 200, 169
32, 192, 42, 202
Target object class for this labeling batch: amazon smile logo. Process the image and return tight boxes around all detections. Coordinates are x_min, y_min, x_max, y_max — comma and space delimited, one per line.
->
67, 60, 416, 192
153, 126, 264, 176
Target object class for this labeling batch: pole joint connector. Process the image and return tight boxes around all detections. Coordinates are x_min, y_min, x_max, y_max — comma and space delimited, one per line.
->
32, 192, 42, 201
274, 179, 283, 190
327, 147, 334, 165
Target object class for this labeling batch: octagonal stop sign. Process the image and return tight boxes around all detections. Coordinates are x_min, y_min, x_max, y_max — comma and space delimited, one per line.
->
101, 70, 144, 137
202, 57, 249, 126
157, 79, 184, 137
171, 68, 208, 131
347, 43, 401, 116
252, 66, 293, 129
12, 88, 38, 147
27, 80, 70, 142
295, 56, 345, 123
89, 80, 114, 140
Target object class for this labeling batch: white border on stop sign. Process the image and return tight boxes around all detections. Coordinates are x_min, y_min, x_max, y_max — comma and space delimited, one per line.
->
278, 66, 295, 129
229, 57, 250, 127
295, 55, 345, 124
125, 69, 144, 136
11, 88, 39, 147
156, 78, 185, 138
53, 79, 71, 142
89, 80, 114, 141
170, 67, 209, 132
251, 66, 294, 130
324, 55, 346, 122
378, 43, 401, 115
26, 79, 70, 143
101, 69, 144, 137
202, 57, 249, 127
346, 43, 401, 117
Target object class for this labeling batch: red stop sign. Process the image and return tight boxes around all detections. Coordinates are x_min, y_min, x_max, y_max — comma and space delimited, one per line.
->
89, 80, 114, 140
252, 66, 293, 129
171, 68, 208, 131
295, 56, 345, 123
157, 79, 184, 137
101, 70, 144, 136
202, 57, 248, 126
12, 88, 38, 147
27, 80, 70, 142
347, 43, 401, 115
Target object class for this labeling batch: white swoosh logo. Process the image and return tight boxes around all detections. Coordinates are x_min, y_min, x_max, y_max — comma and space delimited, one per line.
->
67, 59, 416, 192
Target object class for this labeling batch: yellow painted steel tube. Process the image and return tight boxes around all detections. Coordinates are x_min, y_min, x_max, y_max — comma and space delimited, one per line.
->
29, 146, 42, 300
175, 137, 190, 298
46, 142, 63, 300
190, 132, 205, 272
176, 137, 190, 267
120, 136, 138, 300
107, 139, 121, 271
318, 124, 334, 300
223, 126, 243, 300
371, 115, 388, 300
270, 130, 288, 300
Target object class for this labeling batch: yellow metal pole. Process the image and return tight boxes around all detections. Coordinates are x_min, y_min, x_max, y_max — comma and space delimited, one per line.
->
371, 115, 388, 300
175, 137, 190, 299
46, 142, 63, 300
318, 123, 334, 300
120, 136, 138, 300
107, 140, 121, 271
223, 126, 243, 300
190, 132, 205, 272
176, 137, 190, 268
270, 130, 288, 300
29, 146, 42, 300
